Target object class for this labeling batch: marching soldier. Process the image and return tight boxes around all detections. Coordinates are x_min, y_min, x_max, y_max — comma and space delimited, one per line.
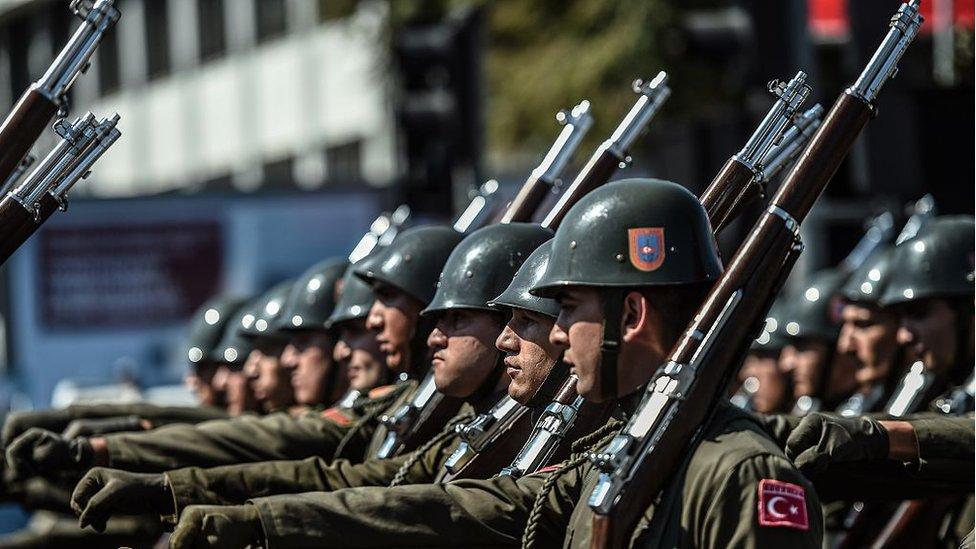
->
167, 179, 823, 548
68, 223, 552, 529
776, 269, 853, 415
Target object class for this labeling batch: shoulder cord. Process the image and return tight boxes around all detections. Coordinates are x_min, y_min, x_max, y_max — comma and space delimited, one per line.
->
332, 387, 404, 460
521, 419, 624, 549
389, 412, 475, 487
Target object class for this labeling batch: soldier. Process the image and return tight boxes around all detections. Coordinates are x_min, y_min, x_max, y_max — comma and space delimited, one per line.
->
877, 216, 974, 398
6, 228, 462, 476
834, 247, 907, 415
776, 269, 855, 415
732, 301, 790, 413
167, 179, 822, 548
238, 280, 298, 413
274, 259, 350, 410
68, 223, 551, 531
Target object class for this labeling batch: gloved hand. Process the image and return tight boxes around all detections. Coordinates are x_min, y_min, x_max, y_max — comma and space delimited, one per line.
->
71, 467, 174, 532
62, 416, 145, 439
170, 504, 265, 549
785, 413, 890, 477
5, 428, 93, 480
2, 410, 73, 449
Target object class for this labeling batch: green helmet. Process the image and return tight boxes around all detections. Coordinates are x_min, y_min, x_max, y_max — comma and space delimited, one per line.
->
841, 247, 894, 305
211, 299, 259, 367
529, 178, 722, 401
277, 259, 347, 332
326, 265, 376, 328
879, 216, 975, 307
422, 223, 553, 316
530, 178, 722, 297
779, 269, 847, 342
489, 241, 561, 319
238, 280, 294, 340
354, 225, 464, 305
185, 296, 248, 368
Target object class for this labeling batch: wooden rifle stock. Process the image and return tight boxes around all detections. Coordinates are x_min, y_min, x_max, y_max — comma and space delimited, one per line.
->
542, 150, 620, 229
0, 195, 35, 264
700, 158, 756, 233
0, 89, 58, 184
587, 2, 922, 544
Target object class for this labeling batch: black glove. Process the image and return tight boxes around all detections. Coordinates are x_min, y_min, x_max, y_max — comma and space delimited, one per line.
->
62, 416, 144, 439
5, 428, 93, 480
785, 413, 890, 477
170, 504, 265, 549
2, 410, 73, 449
71, 467, 173, 532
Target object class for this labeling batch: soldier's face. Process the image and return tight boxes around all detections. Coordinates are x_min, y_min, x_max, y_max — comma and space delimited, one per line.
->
778, 340, 829, 400
366, 282, 424, 373
737, 352, 789, 413
428, 309, 505, 398
282, 332, 341, 406
837, 303, 899, 387
550, 288, 605, 401
212, 364, 258, 416
336, 319, 388, 392
244, 342, 294, 412
895, 298, 961, 373
186, 362, 221, 407
496, 309, 559, 405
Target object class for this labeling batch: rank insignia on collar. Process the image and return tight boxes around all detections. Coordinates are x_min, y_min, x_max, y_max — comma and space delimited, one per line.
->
628, 227, 665, 272
757, 479, 809, 530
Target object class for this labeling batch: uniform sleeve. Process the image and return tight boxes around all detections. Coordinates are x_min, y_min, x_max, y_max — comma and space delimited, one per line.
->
66, 403, 229, 426
750, 413, 801, 450
695, 454, 823, 549
103, 412, 358, 472
249, 466, 583, 548
807, 415, 974, 501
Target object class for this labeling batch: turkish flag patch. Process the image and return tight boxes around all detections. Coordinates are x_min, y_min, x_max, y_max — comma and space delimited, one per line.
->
757, 479, 809, 530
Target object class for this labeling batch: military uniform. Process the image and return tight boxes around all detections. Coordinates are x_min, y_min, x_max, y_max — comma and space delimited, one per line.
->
243, 404, 822, 548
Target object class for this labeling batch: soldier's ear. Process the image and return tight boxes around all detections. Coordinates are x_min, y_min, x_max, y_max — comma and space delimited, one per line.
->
620, 291, 649, 344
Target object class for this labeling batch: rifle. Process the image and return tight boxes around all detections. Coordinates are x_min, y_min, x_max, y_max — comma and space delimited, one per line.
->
453, 180, 503, 233
506, 73, 816, 479
0, 0, 119, 184
0, 113, 121, 264
0, 155, 35, 197
541, 72, 671, 229
441, 395, 530, 479
700, 71, 811, 233
586, 3, 922, 547
894, 193, 936, 245
499, 100, 594, 223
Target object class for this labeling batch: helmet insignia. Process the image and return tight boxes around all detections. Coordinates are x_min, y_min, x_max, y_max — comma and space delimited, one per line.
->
628, 227, 665, 272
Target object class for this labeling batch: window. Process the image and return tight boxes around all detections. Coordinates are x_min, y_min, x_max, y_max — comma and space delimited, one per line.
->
197, 0, 226, 61
144, 0, 170, 79
255, 0, 287, 43
327, 140, 363, 184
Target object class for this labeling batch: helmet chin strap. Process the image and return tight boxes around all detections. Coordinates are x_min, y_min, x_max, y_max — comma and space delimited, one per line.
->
600, 290, 626, 402
525, 353, 571, 409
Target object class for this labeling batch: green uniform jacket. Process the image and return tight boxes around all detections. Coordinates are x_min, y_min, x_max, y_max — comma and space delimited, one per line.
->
247, 404, 823, 548
102, 382, 416, 473
163, 404, 469, 516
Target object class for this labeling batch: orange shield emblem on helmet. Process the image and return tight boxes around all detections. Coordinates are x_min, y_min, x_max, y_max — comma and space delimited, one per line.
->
628, 228, 665, 272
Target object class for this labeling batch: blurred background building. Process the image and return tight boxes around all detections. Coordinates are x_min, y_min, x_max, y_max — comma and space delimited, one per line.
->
0, 0, 971, 409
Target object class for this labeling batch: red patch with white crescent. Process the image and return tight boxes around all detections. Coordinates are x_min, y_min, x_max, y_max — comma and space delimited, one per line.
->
628, 227, 666, 272
757, 479, 809, 530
